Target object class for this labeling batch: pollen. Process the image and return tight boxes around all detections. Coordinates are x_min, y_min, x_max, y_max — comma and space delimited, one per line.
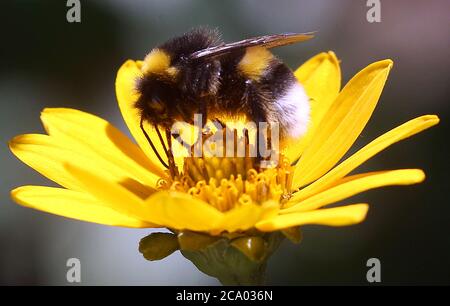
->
166, 156, 294, 212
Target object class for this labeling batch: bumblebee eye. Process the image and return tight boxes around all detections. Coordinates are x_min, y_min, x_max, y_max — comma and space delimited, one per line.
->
148, 99, 166, 114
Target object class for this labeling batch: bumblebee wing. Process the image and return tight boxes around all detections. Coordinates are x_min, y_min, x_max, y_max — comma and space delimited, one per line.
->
188, 32, 315, 60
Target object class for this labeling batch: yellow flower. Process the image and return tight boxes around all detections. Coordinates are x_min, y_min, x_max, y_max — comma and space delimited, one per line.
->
9, 52, 439, 238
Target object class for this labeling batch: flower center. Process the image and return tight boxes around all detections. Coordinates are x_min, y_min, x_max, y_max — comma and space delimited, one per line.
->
164, 156, 293, 212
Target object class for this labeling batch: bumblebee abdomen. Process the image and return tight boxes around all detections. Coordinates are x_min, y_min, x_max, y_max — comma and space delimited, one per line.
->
262, 60, 310, 138
216, 47, 310, 138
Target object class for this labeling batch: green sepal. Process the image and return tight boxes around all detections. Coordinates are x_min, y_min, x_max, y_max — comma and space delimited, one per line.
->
181, 232, 284, 285
139, 232, 179, 261
230, 236, 266, 262
281, 227, 303, 244
178, 230, 220, 251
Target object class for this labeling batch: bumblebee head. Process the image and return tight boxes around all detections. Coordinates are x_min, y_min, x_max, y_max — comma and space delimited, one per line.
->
134, 49, 180, 125
136, 29, 220, 126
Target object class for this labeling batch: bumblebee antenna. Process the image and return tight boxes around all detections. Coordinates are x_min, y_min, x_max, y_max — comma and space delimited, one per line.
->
140, 118, 169, 169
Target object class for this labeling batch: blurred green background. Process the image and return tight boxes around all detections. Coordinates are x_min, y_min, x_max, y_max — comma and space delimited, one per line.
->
1, 0, 449, 285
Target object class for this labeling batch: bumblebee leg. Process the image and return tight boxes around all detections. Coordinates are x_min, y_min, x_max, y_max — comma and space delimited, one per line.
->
254, 114, 266, 168
191, 97, 209, 158
139, 118, 169, 169
154, 124, 169, 157
165, 128, 180, 178
214, 118, 226, 128
199, 98, 208, 128
214, 118, 227, 157
248, 96, 270, 167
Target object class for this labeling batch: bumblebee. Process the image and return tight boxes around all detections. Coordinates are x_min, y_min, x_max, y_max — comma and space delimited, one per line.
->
135, 28, 313, 175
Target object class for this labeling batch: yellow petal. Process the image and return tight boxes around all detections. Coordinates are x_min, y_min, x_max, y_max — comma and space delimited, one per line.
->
12, 186, 153, 228
284, 52, 341, 161
217, 201, 275, 233
64, 163, 155, 223
9, 134, 87, 191
115, 60, 174, 171
9, 134, 155, 199
283, 169, 425, 213
256, 204, 369, 231
293, 115, 439, 201
143, 191, 224, 232
219, 204, 262, 233
41, 108, 164, 186
292, 60, 393, 188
